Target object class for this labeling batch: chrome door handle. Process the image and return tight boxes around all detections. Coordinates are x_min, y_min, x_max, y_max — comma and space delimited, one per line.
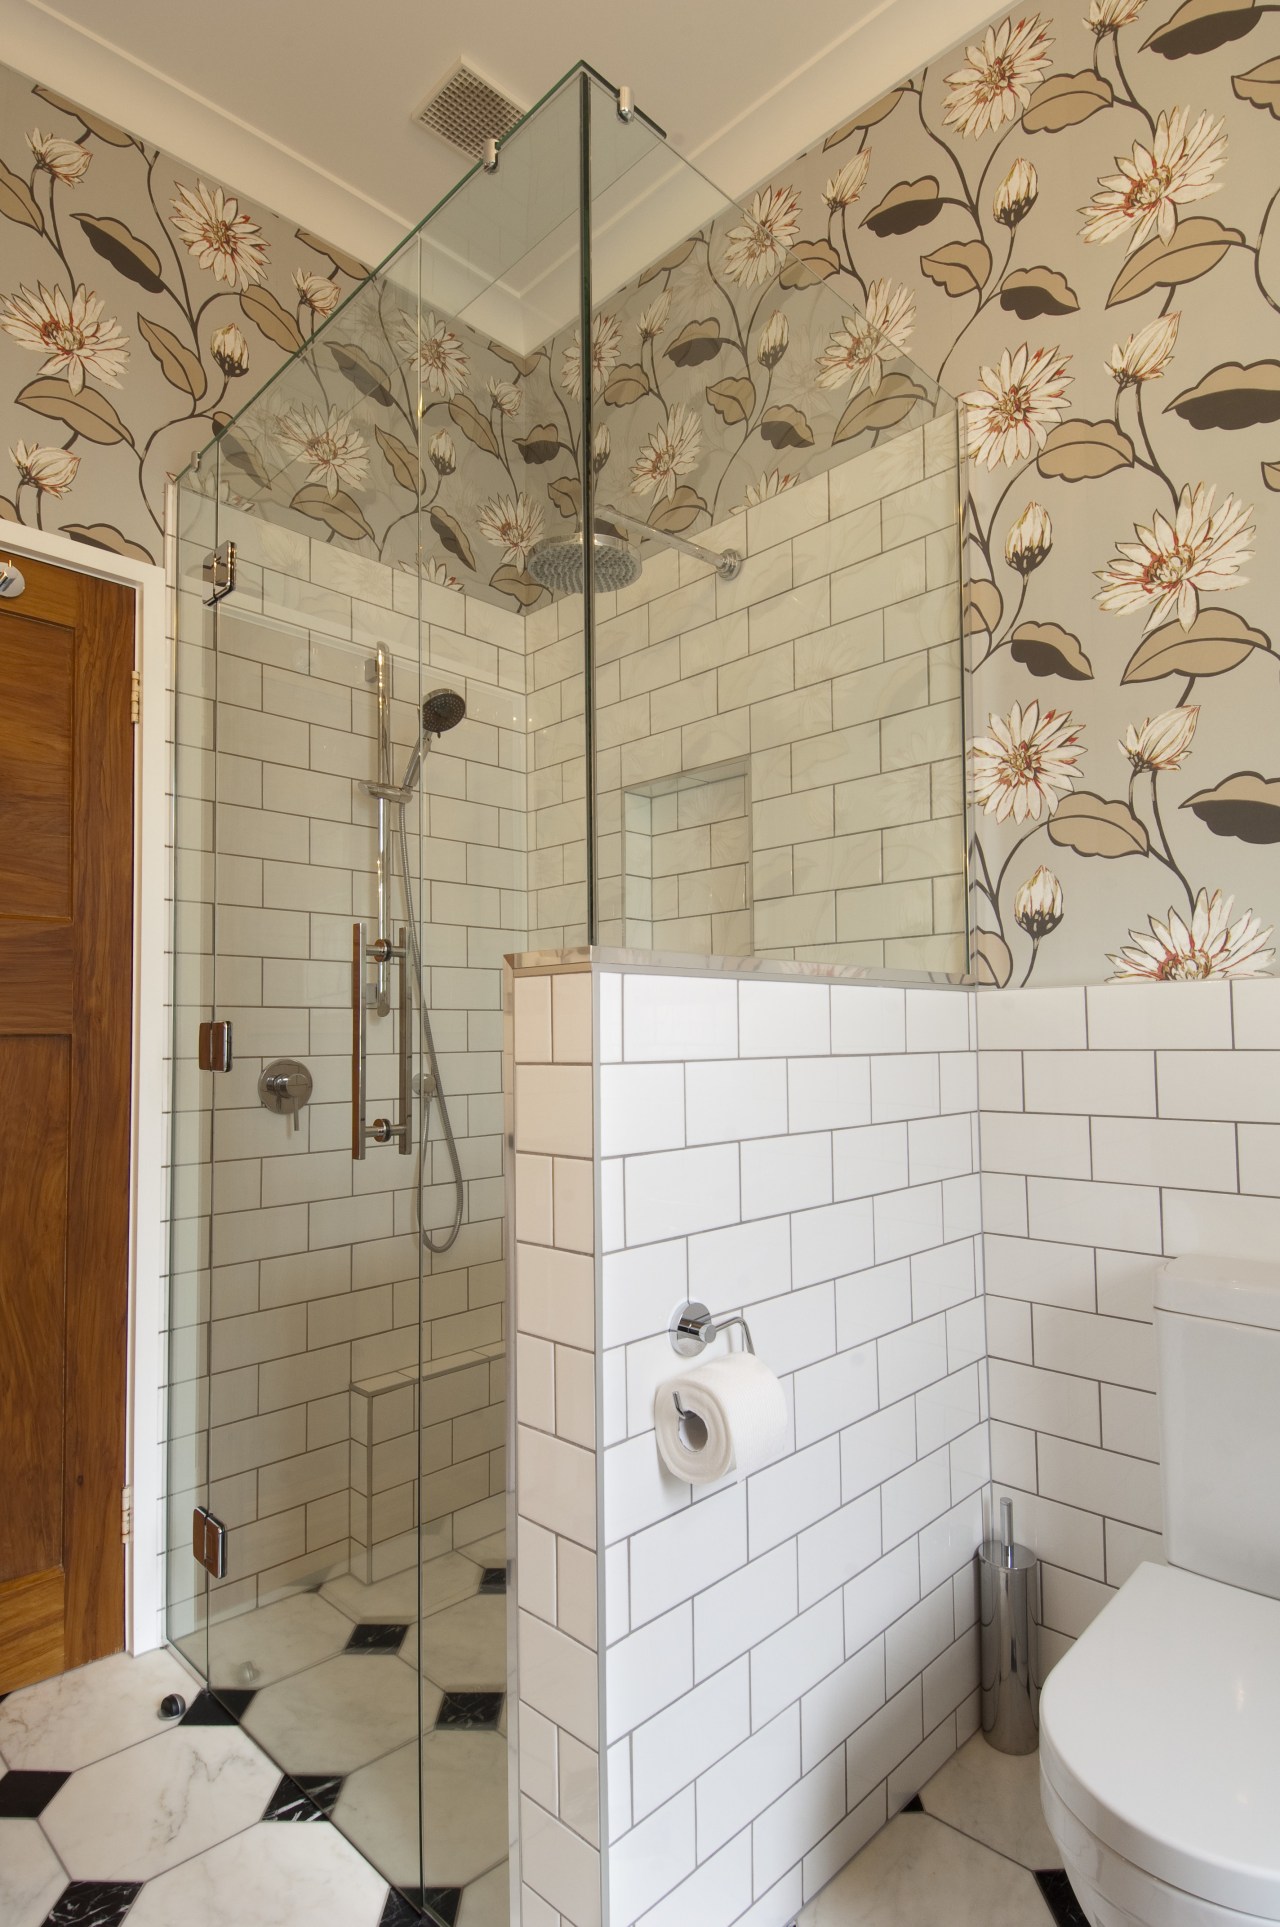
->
352, 920, 368, 1160
352, 920, 412, 1159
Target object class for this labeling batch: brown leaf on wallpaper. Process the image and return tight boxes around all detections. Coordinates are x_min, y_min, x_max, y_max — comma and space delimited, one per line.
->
0, 160, 44, 233
706, 377, 756, 426
649, 486, 709, 535
1000, 267, 1080, 319
0, 497, 20, 522
823, 90, 906, 147
1048, 794, 1150, 859
861, 177, 943, 237
833, 374, 929, 443
429, 506, 477, 570
514, 424, 563, 464
489, 342, 543, 378
638, 237, 698, 285
242, 287, 306, 355
33, 86, 138, 147
603, 364, 652, 406
549, 476, 582, 521
17, 376, 134, 446
1106, 217, 1245, 306
212, 418, 272, 491
490, 564, 546, 608
760, 405, 815, 449
61, 523, 156, 564
665, 320, 725, 368
1036, 419, 1134, 480
1264, 461, 1280, 490
71, 214, 165, 293
290, 485, 375, 544
1182, 771, 1280, 842
1121, 607, 1272, 681
137, 315, 206, 402
324, 338, 392, 404
920, 241, 992, 298
1144, 0, 1264, 59
962, 577, 1004, 638
1021, 71, 1113, 132
449, 393, 501, 458
779, 240, 841, 288
1233, 57, 1280, 114
295, 228, 369, 281
375, 427, 425, 494
1010, 622, 1094, 680
1167, 361, 1280, 428
973, 928, 1013, 987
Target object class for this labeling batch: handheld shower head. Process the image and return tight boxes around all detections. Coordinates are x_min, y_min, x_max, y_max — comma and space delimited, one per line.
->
422, 687, 466, 735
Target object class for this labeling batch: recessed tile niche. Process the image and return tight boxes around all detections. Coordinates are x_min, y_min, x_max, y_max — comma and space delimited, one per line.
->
622, 760, 753, 957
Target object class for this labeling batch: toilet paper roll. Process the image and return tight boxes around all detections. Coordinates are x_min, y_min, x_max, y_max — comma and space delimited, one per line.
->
654, 1352, 788, 1486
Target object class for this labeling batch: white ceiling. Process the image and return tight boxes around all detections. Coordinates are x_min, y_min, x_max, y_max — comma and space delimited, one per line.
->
0, 0, 995, 265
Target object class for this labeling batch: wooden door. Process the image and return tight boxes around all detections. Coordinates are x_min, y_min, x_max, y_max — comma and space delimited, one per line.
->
0, 554, 134, 1691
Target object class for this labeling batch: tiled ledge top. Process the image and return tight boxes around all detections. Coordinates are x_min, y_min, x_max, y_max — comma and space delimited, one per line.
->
353, 1340, 505, 1398
505, 943, 971, 990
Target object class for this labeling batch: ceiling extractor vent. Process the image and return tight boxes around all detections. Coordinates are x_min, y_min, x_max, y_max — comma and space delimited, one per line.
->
413, 61, 525, 161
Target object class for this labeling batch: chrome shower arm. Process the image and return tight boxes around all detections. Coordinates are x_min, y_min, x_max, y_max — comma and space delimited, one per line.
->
598, 505, 743, 581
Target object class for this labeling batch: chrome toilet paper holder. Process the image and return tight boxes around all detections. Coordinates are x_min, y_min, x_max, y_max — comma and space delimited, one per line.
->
669, 1299, 756, 1359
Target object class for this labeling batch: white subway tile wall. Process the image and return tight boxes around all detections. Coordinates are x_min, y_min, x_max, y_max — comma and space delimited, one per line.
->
978, 977, 1280, 1673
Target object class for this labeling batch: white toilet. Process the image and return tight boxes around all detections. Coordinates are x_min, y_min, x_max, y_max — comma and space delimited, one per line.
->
1039, 1254, 1280, 1927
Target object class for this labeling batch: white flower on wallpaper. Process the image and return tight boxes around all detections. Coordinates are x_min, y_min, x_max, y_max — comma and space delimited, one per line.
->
1097, 483, 1253, 630
477, 491, 543, 568
962, 344, 1072, 468
1080, 108, 1228, 253
210, 322, 250, 376
815, 280, 916, 395
740, 469, 797, 509
0, 281, 128, 391
969, 700, 1084, 823
1109, 889, 1273, 981
942, 15, 1053, 138
1088, 0, 1147, 34
293, 269, 339, 317
486, 376, 522, 418
1121, 707, 1199, 772
10, 438, 79, 496
756, 309, 790, 368
638, 290, 672, 341
562, 310, 622, 398
170, 180, 268, 289
1107, 312, 1180, 386
993, 158, 1039, 228
1004, 501, 1052, 575
629, 402, 703, 502
823, 151, 872, 211
1014, 865, 1064, 938
722, 186, 800, 285
27, 129, 90, 185
276, 404, 369, 497
408, 314, 470, 400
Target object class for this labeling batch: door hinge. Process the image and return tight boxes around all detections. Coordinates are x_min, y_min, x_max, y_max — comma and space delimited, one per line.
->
198, 1019, 234, 1073
202, 539, 236, 606
121, 1485, 133, 1543
130, 669, 141, 725
192, 1505, 228, 1579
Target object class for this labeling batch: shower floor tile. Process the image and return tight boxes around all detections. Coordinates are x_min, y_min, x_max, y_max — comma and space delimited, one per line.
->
0, 1649, 194, 1772
0, 1817, 66, 1927
242, 1653, 419, 1774
208, 1592, 354, 1690
417, 1597, 506, 1693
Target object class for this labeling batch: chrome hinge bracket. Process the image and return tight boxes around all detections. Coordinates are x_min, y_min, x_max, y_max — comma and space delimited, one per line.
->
198, 1019, 234, 1073
121, 1485, 133, 1542
202, 539, 236, 606
130, 669, 140, 725
192, 1505, 228, 1579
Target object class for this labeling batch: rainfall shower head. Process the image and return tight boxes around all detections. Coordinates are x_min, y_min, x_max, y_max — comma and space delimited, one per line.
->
422, 687, 467, 735
528, 531, 642, 595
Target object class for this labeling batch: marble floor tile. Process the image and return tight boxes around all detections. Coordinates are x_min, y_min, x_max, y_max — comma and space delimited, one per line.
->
799, 1811, 1053, 1927
462, 1859, 512, 1927
336, 1729, 508, 1891
41, 1722, 278, 1881
0, 1816, 68, 1927
456, 1530, 506, 1566
418, 1596, 507, 1693
0, 1650, 196, 1771
323, 1567, 422, 1624
126, 1817, 389, 1927
333, 1741, 418, 1887
921, 1733, 1061, 1872
422, 1553, 485, 1618
243, 1653, 418, 1774
207, 1591, 354, 1690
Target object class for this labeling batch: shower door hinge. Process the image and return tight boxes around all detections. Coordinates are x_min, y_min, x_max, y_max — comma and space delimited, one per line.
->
198, 1019, 234, 1073
121, 1485, 133, 1543
130, 669, 140, 724
202, 539, 236, 606
192, 1506, 228, 1580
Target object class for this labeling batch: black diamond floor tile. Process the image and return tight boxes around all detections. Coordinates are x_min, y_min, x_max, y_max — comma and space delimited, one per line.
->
180, 1687, 256, 1724
0, 1768, 70, 1818
345, 1622, 409, 1655
900, 1793, 925, 1813
262, 1771, 344, 1821
379, 1893, 423, 1927
41, 1880, 143, 1926
434, 1690, 504, 1732
477, 1566, 506, 1594
1036, 1869, 1090, 1926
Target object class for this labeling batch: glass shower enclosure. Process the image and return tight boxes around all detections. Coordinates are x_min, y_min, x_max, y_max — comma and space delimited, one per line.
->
165, 61, 967, 1921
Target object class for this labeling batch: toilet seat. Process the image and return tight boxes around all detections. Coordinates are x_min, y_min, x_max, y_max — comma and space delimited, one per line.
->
1039, 1562, 1280, 1921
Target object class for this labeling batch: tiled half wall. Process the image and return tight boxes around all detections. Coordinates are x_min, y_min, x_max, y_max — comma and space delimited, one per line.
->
509, 958, 985, 1927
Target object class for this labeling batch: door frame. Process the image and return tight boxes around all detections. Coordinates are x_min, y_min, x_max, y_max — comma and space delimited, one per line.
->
0, 520, 168, 1658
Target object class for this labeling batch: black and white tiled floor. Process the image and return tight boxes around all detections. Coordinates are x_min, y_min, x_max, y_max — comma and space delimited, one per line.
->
1, 1538, 510, 1927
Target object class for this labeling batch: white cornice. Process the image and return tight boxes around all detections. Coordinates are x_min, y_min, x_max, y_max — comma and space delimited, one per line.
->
0, 0, 411, 265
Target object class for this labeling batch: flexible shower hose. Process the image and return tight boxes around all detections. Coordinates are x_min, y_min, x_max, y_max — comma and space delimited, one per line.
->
396, 800, 465, 1254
